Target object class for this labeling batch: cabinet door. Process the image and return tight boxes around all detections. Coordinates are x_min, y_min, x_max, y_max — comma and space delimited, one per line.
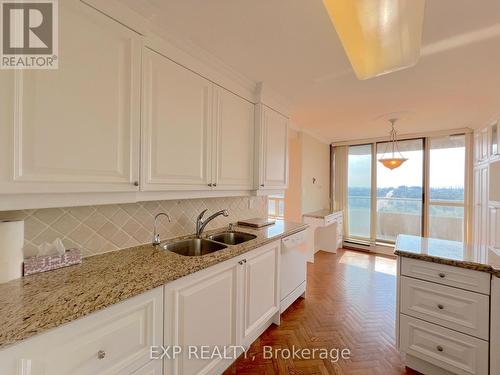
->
489, 206, 499, 250
480, 167, 489, 261
0, 287, 163, 375
473, 168, 482, 253
473, 131, 481, 164
141, 47, 213, 191
257, 105, 288, 189
214, 87, 254, 190
164, 262, 240, 375
241, 241, 280, 344
481, 128, 489, 161
0, 0, 141, 194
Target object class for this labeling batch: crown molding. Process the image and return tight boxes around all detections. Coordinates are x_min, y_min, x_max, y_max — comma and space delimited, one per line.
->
82, 0, 257, 103
255, 82, 291, 117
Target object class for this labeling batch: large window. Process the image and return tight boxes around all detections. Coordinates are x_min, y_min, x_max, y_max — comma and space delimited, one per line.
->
376, 139, 424, 242
428, 135, 466, 242
344, 134, 467, 244
347, 144, 372, 240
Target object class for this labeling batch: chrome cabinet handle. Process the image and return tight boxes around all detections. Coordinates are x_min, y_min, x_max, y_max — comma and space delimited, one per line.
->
438, 273, 446, 278
437, 304, 444, 310
436, 345, 443, 352
97, 350, 106, 359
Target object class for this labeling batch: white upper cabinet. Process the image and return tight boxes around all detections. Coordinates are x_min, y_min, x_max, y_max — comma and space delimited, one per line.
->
142, 47, 255, 192
141, 47, 213, 191
255, 104, 289, 190
0, 0, 141, 194
214, 87, 254, 190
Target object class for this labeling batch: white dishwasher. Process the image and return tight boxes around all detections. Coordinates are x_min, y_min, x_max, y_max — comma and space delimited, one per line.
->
280, 230, 308, 313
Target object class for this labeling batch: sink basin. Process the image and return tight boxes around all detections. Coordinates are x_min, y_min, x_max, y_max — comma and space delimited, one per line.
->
207, 231, 257, 245
162, 238, 227, 256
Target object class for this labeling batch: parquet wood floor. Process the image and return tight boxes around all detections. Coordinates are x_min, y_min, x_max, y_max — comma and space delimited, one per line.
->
224, 249, 422, 375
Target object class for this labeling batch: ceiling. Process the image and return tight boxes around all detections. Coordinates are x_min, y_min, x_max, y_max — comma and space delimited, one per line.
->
120, 0, 500, 142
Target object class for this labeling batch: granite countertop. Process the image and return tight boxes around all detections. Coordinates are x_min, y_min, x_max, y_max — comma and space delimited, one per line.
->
0, 220, 308, 350
395, 234, 500, 277
303, 209, 342, 219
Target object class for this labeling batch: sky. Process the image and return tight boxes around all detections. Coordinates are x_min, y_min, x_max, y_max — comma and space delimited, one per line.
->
348, 147, 465, 189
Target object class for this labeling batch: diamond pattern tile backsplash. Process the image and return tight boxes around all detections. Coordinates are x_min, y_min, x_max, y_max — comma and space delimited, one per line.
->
0, 197, 267, 257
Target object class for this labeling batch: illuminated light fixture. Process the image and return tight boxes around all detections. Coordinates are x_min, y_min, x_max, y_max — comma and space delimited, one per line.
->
378, 118, 408, 170
322, 0, 426, 80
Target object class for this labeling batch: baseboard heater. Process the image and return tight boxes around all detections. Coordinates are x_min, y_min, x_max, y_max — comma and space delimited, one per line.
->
343, 239, 373, 252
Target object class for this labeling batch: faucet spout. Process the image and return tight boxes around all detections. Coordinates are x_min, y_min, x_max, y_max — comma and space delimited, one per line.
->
196, 209, 229, 237
153, 212, 171, 246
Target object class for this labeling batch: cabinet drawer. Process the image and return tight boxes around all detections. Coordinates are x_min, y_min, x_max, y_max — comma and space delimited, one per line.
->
400, 315, 488, 375
401, 277, 489, 339
401, 258, 490, 294
0, 287, 163, 375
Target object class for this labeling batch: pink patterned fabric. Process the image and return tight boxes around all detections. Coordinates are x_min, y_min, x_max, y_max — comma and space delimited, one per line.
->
23, 249, 82, 276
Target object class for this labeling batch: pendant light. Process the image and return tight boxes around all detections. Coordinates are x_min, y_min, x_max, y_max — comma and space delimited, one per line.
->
378, 118, 408, 170
322, 0, 426, 80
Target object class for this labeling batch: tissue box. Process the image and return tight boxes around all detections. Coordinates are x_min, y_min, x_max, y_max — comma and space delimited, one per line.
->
23, 249, 82, 276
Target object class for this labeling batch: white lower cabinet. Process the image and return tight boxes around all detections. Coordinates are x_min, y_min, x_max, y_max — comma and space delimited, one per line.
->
164, 240, 280, 375
398, 257, 491, 375
240, 241, 280, 346
400, 315, 488, 375
0, 287, 163, 375
164, 259, 240, 375
0, 243, 281, 375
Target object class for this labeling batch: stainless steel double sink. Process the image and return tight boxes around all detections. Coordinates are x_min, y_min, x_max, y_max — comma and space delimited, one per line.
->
162, 231, 256, 257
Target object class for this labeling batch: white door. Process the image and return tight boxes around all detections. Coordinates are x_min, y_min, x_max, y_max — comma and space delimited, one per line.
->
258, 106, 288, 189
214, 87, 254, 190
164, 262, 240, 375
0, 0, 141, 194
141, 47, 213, 191
241, 241, 280, 344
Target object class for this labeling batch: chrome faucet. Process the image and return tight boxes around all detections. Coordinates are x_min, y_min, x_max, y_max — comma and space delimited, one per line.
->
153, 212, 171, 246
196, 209, 229, 237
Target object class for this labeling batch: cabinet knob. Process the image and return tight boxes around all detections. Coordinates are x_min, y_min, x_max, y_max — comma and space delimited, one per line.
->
260, 184, 264, 187
213, 183, 217, 187
438, 273, 446, 278
133, 181, 139, 187
97, 350, 106, 359
238, 260, 244, 265
436, 345, 444, 352
208, 183, 213, 187
437, 304, 444, 310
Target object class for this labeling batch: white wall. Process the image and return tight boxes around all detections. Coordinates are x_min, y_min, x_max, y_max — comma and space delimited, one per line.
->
300, 133, 331, 214
284, 131, 331, 220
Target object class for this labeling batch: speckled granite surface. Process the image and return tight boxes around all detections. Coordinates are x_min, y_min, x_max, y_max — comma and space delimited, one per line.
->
395, 234, 500, 277
0, 220, 308, 350
302, 209, 342, 219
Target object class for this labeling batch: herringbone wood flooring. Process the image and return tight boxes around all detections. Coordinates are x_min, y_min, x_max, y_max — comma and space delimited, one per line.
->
224, 249, 422, 375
